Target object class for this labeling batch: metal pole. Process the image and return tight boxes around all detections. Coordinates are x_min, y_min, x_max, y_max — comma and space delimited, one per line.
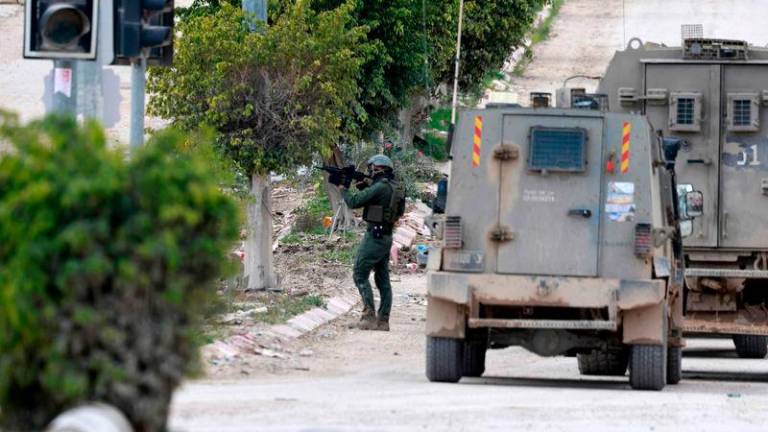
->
243, 0, 268, 27
52, 60, 77, 115
446, 0, 465, 156
450, 0, 464, 126
129, 56, 146, 150
76, 60, 103, 121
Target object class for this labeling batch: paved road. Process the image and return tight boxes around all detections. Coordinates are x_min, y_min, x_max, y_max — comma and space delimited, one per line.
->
490, 0, 768, 105
169, 273, 768, 432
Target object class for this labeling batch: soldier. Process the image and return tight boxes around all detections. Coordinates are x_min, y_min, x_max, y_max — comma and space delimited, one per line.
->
340, 154, 405, 331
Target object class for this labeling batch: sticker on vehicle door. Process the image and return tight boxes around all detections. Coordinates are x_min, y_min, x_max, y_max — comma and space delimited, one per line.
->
606, 181, 635, 222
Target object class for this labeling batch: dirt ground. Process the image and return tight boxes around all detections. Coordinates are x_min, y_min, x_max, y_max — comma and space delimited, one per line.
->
171, 270, 768, 432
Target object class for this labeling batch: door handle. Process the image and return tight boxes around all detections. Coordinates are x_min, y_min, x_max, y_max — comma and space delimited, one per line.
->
722, 211, 729, 239
568, 209, 592, 218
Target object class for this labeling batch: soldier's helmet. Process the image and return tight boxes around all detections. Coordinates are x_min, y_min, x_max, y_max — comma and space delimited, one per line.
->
367, 154, 394, 169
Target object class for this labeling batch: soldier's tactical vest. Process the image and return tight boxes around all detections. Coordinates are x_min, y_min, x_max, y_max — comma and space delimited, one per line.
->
363, 179, 406, 225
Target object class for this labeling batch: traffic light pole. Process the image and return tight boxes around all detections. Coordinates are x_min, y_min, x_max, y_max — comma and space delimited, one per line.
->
243, 0, 268, 24
129, 55, 147, 150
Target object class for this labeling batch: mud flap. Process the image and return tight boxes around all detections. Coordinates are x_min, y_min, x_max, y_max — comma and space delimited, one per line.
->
623, 301, 666, 345
426, 297, 466, 339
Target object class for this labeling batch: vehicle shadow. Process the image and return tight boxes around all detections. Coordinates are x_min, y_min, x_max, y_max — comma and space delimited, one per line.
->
683, 347, 739, 359
460, 368, 768, 389
682, 370, 768, 383
460, 376, 630, 391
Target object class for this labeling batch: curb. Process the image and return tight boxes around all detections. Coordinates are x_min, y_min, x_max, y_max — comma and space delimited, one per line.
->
204, 295, 358, 360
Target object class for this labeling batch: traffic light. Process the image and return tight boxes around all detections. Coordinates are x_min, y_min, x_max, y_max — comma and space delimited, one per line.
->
24, 0, 99, 60
114, 0, 174, 63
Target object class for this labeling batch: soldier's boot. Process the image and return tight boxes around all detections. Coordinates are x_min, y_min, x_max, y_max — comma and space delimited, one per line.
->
349, 308, 377, 330
374, 316, 390, 332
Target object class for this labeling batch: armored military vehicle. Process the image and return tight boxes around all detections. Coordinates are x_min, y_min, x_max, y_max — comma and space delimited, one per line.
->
425, 106, 702, 390
596, 35, 768, 358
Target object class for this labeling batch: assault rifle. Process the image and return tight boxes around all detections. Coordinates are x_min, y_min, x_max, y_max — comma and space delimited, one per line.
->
316, 165, 371, 190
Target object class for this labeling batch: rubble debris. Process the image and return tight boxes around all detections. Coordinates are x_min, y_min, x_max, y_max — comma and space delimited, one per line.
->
254, 348, 289, 360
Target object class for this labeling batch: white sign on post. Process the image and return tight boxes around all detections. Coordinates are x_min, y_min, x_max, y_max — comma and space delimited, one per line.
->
53, 68, 72, 97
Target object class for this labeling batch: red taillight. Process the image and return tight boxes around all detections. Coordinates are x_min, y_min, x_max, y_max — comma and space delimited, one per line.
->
634, 223, 652, 257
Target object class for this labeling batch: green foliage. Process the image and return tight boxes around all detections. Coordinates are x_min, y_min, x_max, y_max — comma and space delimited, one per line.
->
427, 107, 452, 133
279, 232, 303, 245
148, 3, 364, 176
389, 149, 443, 199
410, 0, 550, 97
531, 0, 563, 44
292, 190, 333, 234
175, 0, 242, 20
321, 246, 357, 265
171, 0, 549, 151
268, 0, 433, 138
0, 112, 240, 431
251, 294, 326, 324
418, 133, 449, 161
513, 0, 564, 77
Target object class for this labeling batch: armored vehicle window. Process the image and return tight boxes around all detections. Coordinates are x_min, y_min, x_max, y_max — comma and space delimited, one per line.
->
669, 92, 702, 132
734, 100, 751, 126
727, 93, 759, 132
528, 127, 587, 172
676, 99, 695, 125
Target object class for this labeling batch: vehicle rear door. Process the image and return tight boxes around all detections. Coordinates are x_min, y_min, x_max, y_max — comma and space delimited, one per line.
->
643, 63, 720, 247
496, 114, 603, 277
719, 64, 768, 248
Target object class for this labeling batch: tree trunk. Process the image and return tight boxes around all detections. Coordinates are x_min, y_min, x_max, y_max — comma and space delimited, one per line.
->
325, 145, 355, 230
245, 173, 277, 291
398, 95, 430, 149
325, 180, 354, 230
398, 106, 414, 149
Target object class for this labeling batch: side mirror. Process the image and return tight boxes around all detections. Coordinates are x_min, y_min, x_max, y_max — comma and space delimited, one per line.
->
685, 190, 704, 218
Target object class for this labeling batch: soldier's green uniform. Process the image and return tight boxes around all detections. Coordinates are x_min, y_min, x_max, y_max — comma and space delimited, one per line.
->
343, 175, 395, 326
342, 154, 404, 331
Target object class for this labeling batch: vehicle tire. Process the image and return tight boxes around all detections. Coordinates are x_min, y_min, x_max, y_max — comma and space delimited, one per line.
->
732, 335, 768, 359
629, 344, 667, 391
462, 340, 487, 377
577, 349, 628, 376
667, 346, 682, 385
426, 336, 464, 382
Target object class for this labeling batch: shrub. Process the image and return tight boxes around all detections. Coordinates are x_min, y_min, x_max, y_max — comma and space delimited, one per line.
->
0, 113, 239, 431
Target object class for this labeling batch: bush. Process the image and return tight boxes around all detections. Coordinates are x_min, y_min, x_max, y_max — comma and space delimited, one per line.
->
390, 149, 443, 200
292, 188, 333, 234
0, 113, 239, 431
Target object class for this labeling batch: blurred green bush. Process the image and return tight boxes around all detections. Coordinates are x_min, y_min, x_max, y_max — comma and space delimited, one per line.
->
0, 112, 240, 431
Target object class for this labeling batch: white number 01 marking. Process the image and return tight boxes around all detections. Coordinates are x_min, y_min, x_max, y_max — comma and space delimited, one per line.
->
737, 144, 761, 166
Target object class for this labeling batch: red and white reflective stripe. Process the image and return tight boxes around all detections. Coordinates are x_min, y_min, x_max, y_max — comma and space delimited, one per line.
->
621, 122, 631, 174
472, 116, 483, 167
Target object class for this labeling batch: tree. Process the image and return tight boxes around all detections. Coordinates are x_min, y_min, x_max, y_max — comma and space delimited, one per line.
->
441, 0, 549, 93
269, 0, 548, 144
398, 0, 549, 147
148, 3, 364, 290
0, 112, 239, 431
